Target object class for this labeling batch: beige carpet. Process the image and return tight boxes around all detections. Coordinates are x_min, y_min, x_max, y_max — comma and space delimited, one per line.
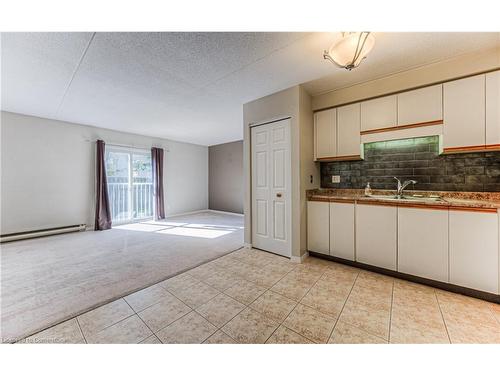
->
1, 211, 244, 342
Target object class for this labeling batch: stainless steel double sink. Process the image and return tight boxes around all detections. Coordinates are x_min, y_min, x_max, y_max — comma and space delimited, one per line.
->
368, 194, 444, 203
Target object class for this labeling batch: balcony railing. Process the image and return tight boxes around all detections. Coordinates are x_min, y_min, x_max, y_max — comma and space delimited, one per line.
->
108, 182, 153, 222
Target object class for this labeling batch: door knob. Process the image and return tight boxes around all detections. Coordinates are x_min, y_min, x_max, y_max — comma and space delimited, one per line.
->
276, 193, 282, 198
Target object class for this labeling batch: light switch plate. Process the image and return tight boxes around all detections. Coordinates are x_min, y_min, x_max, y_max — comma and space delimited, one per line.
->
331, 175, 340, 183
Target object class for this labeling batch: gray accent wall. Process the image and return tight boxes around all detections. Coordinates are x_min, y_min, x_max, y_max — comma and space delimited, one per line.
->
321, 136, 500, 192
209, 140, 243, 214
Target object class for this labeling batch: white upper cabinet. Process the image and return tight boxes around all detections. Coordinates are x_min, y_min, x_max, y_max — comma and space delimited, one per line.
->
398, 207, 449, 282
449, 209, 498, 294
486, 70, 500, 147
397, 84, 443, 126
360, 95, 397, 132
314, 108, 336, 159
330, 202, 355, 261
314, 71, 500, 157
356, 203, 397, 270
443, 75, 486, 150
307, 201, 330, 255
337, 103, 361, 157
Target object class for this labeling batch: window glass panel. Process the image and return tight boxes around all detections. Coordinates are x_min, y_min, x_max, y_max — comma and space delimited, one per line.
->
105, 151, 131, 222
132, 154, 152, 182
132, 153, 153, 219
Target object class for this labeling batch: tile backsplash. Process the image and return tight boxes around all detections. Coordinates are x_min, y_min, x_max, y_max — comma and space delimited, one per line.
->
321, 136, 500, 192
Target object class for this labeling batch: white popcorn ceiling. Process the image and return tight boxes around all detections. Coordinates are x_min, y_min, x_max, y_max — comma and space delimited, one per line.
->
1, 32, 499, 146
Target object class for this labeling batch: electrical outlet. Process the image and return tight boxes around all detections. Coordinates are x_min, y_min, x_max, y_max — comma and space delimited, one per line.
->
331, 175, 340, 183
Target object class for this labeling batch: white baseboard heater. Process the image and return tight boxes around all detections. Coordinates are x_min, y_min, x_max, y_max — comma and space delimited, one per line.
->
0, 224, 87, 243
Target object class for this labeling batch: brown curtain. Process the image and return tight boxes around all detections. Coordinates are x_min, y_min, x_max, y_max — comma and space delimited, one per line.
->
152, 147, 166, 220
94, 140, 112, 230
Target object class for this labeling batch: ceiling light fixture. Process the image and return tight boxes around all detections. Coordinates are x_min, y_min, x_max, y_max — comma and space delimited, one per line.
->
323, 32, 375, 71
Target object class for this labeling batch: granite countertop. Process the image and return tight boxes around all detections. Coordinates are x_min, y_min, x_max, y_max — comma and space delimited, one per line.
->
307, 189, 500, 210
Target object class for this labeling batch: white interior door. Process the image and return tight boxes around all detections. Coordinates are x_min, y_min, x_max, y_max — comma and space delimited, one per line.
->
251, 118, 291, 257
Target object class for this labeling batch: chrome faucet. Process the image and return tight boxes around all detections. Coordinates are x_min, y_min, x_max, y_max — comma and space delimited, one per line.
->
394, 177, 417, 198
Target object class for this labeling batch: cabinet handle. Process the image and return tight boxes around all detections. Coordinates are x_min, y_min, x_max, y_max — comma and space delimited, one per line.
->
276, 193, 282, 198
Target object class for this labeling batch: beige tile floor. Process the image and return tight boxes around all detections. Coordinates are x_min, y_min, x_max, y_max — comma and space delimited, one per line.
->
19, 248, 500, 344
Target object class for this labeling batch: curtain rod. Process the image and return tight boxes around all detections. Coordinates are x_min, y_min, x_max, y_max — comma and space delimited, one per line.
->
84, 139, 169, 152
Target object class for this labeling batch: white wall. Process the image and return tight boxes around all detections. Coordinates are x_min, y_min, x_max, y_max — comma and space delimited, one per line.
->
0, 111, 208, 234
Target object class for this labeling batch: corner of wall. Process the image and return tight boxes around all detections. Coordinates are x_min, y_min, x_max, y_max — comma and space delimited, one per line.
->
298, 86, 320, 256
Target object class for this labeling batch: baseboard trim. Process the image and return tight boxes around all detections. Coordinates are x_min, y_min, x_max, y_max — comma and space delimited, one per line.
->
291, 251, 309, 263
207, 209, 244, 217
166, 209, 244, 218
165, 209, 210, 218
309, 251, 500, 304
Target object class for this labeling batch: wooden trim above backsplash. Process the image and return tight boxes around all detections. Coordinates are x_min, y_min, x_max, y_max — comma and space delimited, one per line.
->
485, 144, 500, 151
360, 120, 443, 136
316, 155, 362, 162
442, 144, 500, 154
442, 145, 488, 154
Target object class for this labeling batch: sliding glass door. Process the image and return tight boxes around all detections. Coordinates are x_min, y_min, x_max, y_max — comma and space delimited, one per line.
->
105, 147, 153, 224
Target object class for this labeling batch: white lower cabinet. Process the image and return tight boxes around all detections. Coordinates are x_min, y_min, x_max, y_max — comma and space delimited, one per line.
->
330, 202, 355, 260
356, 204, 397, 270
308, 199, 500, 295
449, 210, 499, 294
307, 201, 329, 255
398, 207, 449, 282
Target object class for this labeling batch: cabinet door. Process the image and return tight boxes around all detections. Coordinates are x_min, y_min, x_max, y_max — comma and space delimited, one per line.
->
443, 75, 485, 150
397, 84, 443, 126
307, 201, 329, 255
398, 207, 448, 282
486, 70, 500, 146
360, 95, 397, 132
337, 103, 361, 157
355, 204, 397, 270
314, 108, 336, 159
330, 202, 355, 260
449, 209, 499, 294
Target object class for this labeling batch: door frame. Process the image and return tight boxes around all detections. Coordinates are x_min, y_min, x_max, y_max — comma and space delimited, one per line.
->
250, 117, 292, 258
105, 145, 154, 225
